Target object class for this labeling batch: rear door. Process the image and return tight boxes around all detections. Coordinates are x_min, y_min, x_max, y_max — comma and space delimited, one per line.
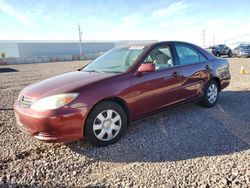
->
174, 43, 211, 101
130, 45, 182, 117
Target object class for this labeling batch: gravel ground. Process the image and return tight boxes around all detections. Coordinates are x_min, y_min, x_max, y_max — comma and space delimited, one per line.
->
0, 58, 250, 187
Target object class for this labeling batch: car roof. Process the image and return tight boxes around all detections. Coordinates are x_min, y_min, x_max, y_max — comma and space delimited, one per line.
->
123, 41, 201, 48
121, 41, 217, 61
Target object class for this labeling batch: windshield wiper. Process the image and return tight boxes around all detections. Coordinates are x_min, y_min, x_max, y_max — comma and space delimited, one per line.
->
82, 69, 104, 73
104, 71, 123, 73
82, 69, 122, 74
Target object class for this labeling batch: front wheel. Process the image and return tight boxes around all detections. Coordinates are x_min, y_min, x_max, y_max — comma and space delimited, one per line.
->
84, 101, 127, 147
200, 80, 219, 107
228, 51, 232, 57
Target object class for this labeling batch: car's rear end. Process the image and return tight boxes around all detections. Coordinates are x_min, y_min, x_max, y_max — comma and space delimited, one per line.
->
210, 58, 231, 91
232, 48, 240, 57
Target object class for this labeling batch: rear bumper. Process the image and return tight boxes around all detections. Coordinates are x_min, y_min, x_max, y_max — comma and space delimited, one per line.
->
221, 79, 230, 90
14, 101, 90, 142
220, 74, 231, 91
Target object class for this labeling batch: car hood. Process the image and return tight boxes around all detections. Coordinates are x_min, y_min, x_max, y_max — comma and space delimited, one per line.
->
21, 71, 117, 99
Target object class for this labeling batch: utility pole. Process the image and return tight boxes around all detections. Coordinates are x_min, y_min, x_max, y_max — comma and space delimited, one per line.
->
78, 25, 82, 55
202, 29, 206, 48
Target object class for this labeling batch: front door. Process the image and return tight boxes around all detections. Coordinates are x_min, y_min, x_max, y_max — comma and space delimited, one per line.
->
130, 45, 182, 117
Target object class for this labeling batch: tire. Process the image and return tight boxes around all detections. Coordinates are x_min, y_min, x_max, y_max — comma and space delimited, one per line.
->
200, 80, 219, 107
216, 52, 220, 57
84, 101, 127, 147
228, 51, 232, 58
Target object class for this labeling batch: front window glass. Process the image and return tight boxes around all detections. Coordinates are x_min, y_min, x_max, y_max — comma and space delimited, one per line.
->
83, 47, 144, 73
144, 46, 174, 70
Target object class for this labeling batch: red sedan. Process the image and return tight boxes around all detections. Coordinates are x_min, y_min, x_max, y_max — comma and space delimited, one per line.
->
14, 41, 231, 146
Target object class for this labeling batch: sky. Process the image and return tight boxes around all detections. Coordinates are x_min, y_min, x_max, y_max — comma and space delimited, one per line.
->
0, 0, 250, 46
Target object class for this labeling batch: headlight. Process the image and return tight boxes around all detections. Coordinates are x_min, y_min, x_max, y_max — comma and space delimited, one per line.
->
30, 93, 79, 111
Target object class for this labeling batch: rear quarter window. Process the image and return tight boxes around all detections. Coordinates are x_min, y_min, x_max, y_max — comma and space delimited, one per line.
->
199, 52, 208, 62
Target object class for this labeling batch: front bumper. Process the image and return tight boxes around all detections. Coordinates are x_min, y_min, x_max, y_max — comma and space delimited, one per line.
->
237, 51, 250, 57
14, 101, 90, 142
239, 54, 250, 57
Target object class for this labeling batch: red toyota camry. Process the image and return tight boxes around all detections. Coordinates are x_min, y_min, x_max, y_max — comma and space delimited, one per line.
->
14, 41, 231, 146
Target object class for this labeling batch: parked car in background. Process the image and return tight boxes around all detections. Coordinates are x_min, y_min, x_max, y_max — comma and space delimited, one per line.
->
233, 45, 250, 58
14, 41, 231, 146
206, 44, 232, 57
232, 44, 244, 56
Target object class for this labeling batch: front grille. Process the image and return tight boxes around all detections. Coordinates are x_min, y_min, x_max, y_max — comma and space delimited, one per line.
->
19, 96, 34, 108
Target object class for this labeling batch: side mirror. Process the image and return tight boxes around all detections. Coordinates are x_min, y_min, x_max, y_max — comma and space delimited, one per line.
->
136, 63, 155, 76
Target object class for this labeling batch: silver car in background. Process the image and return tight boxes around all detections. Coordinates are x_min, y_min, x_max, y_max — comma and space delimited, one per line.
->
233, 45, 250, 58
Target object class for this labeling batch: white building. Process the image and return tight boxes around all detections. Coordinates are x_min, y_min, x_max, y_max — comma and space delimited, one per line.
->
0, 40, 115, 58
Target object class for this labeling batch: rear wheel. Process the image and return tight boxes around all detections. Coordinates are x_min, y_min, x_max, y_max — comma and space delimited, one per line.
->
84, 101, 127, 147
216, 52, 220, 57
228, 51, 232, 57
200, 80, 219, 107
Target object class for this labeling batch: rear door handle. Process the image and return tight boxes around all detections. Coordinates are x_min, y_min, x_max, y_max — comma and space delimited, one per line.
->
205, 65, 210, 70
172, 72, 179, 77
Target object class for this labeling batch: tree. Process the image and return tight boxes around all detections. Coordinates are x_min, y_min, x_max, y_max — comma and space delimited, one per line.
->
0, 52, 5, 58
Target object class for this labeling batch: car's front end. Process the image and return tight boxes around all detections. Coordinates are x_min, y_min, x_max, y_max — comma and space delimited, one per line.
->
14, 92, 89, 142
13, 70, 119, 142
13, 45, 143, 144
238, 48, 250, 57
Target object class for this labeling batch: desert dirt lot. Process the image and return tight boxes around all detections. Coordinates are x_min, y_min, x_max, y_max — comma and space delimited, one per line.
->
0, 58, 250, 187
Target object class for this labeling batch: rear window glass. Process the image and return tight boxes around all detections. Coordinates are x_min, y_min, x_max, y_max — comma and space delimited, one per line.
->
175, 44, 200, 65
175, 44, 207, 65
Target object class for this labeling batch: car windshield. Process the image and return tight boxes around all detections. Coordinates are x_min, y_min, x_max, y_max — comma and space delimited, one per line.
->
82, 46, 145, 73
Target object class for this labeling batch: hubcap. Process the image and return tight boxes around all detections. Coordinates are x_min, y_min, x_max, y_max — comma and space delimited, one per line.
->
93, 110, 122, 141
207, 84, 218, 103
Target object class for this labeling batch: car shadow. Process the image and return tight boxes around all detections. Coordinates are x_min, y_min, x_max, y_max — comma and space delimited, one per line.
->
0, 68, 19, 73
0, 108, 14, 111
67, 90, 250, 163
